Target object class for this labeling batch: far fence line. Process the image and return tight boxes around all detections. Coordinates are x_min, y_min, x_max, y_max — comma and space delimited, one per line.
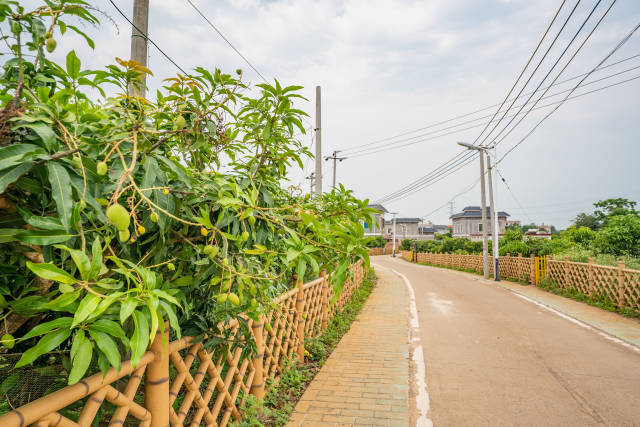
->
0, 261, 365, 426
393, 251, 639, 314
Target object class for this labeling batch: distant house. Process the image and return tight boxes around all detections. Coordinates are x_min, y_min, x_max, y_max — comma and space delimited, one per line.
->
524, 228, 552, 240
364, 204, 387, 235
382, 218, 447, 241
450, 206, 510, 241
506, 219, 521, 228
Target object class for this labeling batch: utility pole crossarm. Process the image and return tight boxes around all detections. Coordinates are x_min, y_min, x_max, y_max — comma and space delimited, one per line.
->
324, 150, 347, 189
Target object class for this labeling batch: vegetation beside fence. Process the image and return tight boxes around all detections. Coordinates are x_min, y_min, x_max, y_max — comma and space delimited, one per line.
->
400, 251, 640, 315
0, 262, 365, 426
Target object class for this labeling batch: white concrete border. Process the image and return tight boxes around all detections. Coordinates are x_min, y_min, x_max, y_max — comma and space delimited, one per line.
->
391, 267, 433, 427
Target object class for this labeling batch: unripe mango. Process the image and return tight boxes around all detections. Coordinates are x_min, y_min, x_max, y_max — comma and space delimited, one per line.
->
248, 215, 256, 227
217, 293, 228, 304
137, 225, 145, 234
150, 212, 158, 223
203, 245, 214, 255
107, 203, 130, 231
46, 37, 56, 53
97, 161, 108, 176
228, 293, 240, 306
241, 231, 249, 241
118, 228, 130, 242
1, 333, 15, 349
167, 263, 175, 271
176, 115, 186, 129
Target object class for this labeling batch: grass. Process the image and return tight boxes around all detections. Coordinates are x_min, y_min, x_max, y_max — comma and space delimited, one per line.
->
553, 247, 640, 270
234, 270, 377, 426
406, 258, 639, 319
537, 278, 639, 319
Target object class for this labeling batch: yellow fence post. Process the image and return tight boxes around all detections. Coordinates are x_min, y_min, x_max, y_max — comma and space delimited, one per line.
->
295, 275, 305, 362
321, 270, 329, 331
145, 325, 170, 427
617, 261, 627, 308
250, 317, 266, 399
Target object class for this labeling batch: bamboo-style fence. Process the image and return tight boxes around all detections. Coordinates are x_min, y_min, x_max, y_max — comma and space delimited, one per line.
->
0, 261, 365, 427
400, 251, 640, 313
368, 247, 385, 256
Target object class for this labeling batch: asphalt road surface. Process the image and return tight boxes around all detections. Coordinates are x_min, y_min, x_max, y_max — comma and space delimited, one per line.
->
374, 256, 640, 427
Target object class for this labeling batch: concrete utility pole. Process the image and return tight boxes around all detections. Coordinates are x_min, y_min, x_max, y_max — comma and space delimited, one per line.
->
314, 86, 322, 195
129, 0, 149, 97
391, 212, 398, 257
324, 151, 347, 189
458, 142, 490, 279
487, 155, 499, 281
305, 172, 315, 194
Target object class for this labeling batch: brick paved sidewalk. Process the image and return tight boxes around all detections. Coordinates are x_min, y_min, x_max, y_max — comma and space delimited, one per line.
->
287, 267, 410, 426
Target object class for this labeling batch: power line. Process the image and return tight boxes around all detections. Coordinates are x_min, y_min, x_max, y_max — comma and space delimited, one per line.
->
349, 69, 640, 159
484, 0, 615, 149
108, 0, 188, 75
473, 0, 578, 147
496, 17, 640, 165
495, 168, 532, 224
340, 53, 639, 154
475, 0, 587, 148
375, 0, 621, 207
184, 0, 269, 84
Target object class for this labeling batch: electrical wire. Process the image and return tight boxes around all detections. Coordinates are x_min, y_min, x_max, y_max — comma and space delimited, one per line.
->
496, 18, 640, 165
485, 0, 616, 149
340, 53, 639, 154
471, 0, 571, 148
475, 0, 587, 148
108, 0, 188, 75
351, 70, 640, 159
495, 168, 533, 224
185, 0, 269, 83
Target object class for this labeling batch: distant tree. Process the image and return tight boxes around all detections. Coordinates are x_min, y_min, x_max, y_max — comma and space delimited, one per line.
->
521, 223, 538, 233
593, 198, 638, 224
574, 212, 600, 230
594, 214, 640, 256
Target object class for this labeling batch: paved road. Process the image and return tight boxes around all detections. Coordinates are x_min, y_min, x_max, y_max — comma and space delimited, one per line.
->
374, 256, 640, 427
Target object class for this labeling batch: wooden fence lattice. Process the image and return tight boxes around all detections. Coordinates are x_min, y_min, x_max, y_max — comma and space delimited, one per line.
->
0, 261, 365, 427
401, 251, 640, 313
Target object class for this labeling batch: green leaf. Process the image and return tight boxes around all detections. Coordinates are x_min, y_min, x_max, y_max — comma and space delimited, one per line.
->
15, 328, 71, 368
0, 162, 34, 193
26, 261, 77, 284
159, 300, 181, 339
66, 50, 81, 79
88, 236, 102, 280
44, 289, 81, 310
89, 319, 127, 340
88, 330, 121, 372
67, 25, 95, 49
14, 122, 56, 150
131, 310, 149, 367
296, 258, 306, 280
14, 229, 76, 245
69, 332, 92, 384
72, 293, 100, 327
120, 297, 138, 324
0, 144, 46, 171
55, 245, 90, 280
21, 317, 73, 340
47, 162, 73, 229
0, 372, 20, 395
0, 228, 18, 243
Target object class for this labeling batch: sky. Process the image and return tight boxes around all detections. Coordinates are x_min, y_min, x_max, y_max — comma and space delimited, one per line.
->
13, 0, 640, 228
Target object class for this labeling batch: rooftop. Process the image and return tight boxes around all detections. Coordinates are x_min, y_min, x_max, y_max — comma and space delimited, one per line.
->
384, 217, 422, 224
368, 204, 388, 214
450, 207, 510, 219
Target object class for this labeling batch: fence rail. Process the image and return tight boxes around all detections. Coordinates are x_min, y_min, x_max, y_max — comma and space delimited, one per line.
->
400, 251, 640, 313
0, 261, 365, 427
